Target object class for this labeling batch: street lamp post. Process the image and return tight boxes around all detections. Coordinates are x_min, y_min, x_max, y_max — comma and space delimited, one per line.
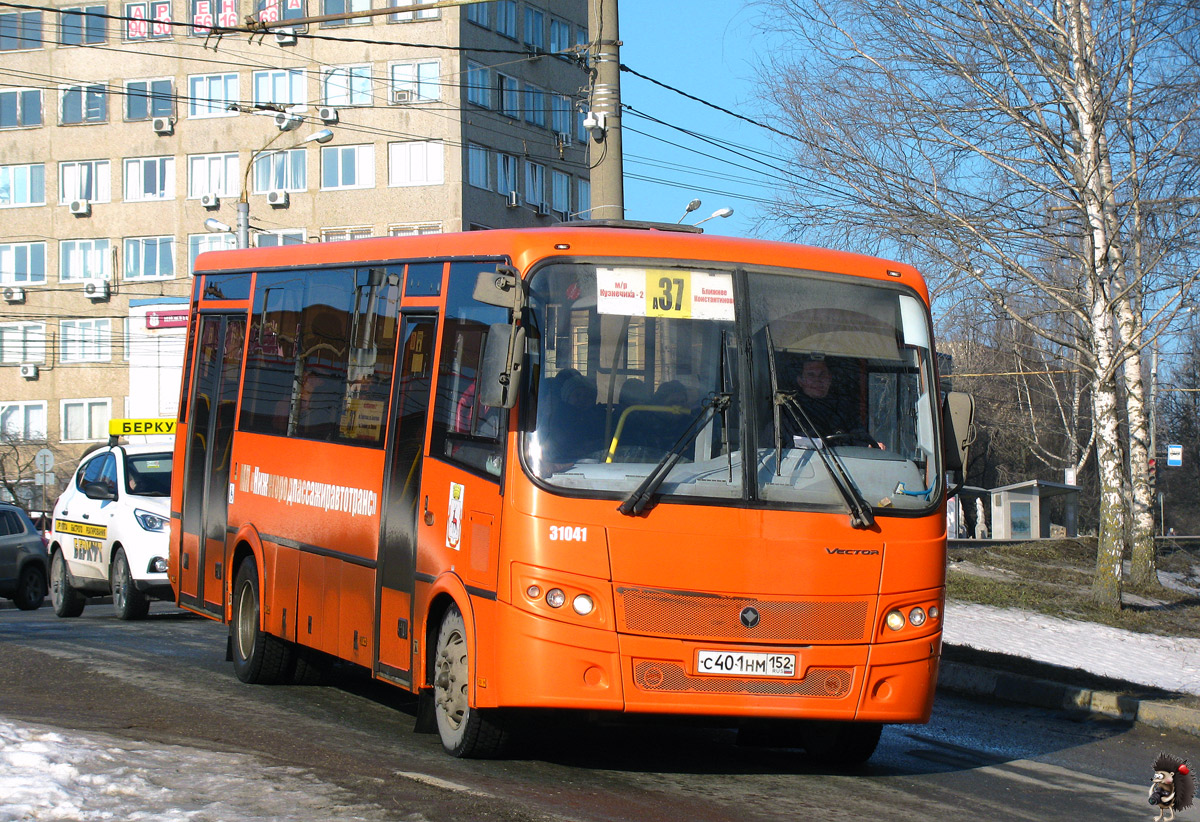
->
234, 125, 335, 248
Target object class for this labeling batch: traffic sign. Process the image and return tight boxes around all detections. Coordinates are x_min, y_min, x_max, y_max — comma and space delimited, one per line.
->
1168, 444, 1183, 467
34, 448, 53, 472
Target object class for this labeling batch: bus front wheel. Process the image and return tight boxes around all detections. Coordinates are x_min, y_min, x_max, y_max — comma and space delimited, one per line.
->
432, 603, 508, 758
231, 556, 292, 685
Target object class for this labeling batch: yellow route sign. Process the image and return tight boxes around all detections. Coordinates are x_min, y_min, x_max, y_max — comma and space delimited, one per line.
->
109, 418, 176, 437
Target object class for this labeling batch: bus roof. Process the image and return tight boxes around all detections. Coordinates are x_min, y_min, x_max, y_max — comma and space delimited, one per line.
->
192, 223, 929, 302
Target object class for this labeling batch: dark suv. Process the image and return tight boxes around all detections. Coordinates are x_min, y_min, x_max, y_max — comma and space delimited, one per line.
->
0, 502, 49, 610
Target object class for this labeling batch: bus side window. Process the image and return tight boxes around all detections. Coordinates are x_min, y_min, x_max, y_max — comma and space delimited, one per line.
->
429, 261, 510, 479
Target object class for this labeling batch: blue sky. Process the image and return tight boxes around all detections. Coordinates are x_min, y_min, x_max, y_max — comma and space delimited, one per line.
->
615, 1, 786, 239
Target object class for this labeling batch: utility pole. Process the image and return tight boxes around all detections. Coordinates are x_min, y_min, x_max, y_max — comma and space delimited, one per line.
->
587, 0, 623, 220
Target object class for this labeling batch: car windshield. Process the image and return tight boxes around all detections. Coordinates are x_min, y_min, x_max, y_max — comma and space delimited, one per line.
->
521, 261, 941, 514
124, 452, 172, 496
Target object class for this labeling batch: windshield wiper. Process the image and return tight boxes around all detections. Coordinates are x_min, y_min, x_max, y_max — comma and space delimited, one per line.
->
617, 393, 732, 517
764, 326, 875, 530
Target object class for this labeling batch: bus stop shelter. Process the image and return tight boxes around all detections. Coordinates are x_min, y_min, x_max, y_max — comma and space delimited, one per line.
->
989, 479, 1080, 539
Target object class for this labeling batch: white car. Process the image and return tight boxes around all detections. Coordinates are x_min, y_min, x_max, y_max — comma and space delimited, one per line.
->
48, 443, 173, 620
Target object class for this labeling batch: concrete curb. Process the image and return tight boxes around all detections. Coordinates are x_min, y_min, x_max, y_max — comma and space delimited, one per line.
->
938, 659, 1200, 736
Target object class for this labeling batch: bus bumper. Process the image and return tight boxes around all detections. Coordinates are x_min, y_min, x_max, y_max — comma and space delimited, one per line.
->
490, 600, 940, 723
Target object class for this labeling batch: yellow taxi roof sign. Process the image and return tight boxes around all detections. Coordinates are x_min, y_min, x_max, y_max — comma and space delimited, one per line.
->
108, 418, 176, 437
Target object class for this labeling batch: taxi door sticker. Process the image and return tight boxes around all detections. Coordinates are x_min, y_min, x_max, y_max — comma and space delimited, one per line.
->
446, 482, 464, 550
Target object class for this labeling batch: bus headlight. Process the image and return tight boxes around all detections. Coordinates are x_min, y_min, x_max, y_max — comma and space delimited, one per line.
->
885, 609, 906, 631
545, 588, 566, 608
928, 605, 940, 621
571, 594, 594, 616
526, 585, 542, 599
908, 607, 927, 627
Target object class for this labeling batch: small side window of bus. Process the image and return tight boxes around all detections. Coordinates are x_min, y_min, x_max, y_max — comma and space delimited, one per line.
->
405, 261, 443, 297
201, 273, 251, 301
430, 262, 510, 478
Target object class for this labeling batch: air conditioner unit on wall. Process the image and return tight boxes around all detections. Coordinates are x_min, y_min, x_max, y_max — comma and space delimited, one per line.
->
555, 131, 572, 149
274, 26, 297, 45
69, 199, 91, 217
391, 88, 413, 104
266, 190, 289, 207
83, 279, 110, 301
3, 287, 25, 303
199, 193, 220, 209
19, 363, 38, 380
317, 106, 339, 124
151, 116, 174, 135
535, 201, 549, 217
505, 190, 520, 208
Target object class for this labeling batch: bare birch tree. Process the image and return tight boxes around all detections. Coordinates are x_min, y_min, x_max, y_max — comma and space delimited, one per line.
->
754, 0, 1200, 608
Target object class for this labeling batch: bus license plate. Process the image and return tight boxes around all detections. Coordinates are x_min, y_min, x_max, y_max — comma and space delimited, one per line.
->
696, 650, 797, 678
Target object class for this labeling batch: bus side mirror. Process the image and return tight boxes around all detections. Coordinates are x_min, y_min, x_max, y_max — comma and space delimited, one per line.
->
473, 266, 525, 313
479, 323, 525, 409
942, 391, 975, 497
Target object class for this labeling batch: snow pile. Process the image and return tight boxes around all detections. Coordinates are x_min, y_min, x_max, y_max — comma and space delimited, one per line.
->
0, 719, 388, 822
945, 601, 1200, 696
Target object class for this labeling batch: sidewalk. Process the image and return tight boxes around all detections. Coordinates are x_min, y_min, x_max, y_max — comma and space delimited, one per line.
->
939, 600, 1200, 736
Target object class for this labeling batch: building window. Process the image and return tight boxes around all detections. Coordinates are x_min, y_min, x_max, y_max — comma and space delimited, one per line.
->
125, 1, 173, 40
389, 223, 440, 236
59, 160, 111, 205
578, 178, 590, 215
467, 143, 490, 190
253, 68, 306, 107
494, 0, 515, 38
253, 148, 306, 193
188, 232, 235, 269
549, 17, 571, 57
320, 144, 374, 190
322, 65, 371, 106
524, 83, 545, 128
551, 169, 569, 218
389, 0, 435, 22
190, 0, 238, 35
321, 226, 372, 242
523, 6, 544, 51
62, 398, 111, 441
551, 93, 572, 135
255, 229, 305, 247
188, 152, 238, 198
0, 402, 46, 440
0, 322, 45, 363
321, 0, 367, 25
60, 5, 107, 44
60, 320, 112, 363
495, 152, 517, 196
124, 156, 175, 201
188, 73, 238, 118
390, 60, 438, 103
465, 1, 487, 27
497, 73, 519, 118
124, 236, 175, 280
126, 78, 173, 120
0, 242, 46, 285
388, 140, 443, 187
525, 160, 545, 208
0, 11, 42, 51
0, 164, 45, 208
254, 0, 306, 25
61, 84, 107, 124
0, 88, 41, 129
465, 62, 491, 108
60, 239, 111, 282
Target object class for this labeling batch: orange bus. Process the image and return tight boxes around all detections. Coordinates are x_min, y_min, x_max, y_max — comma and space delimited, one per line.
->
170, 222, 973, 763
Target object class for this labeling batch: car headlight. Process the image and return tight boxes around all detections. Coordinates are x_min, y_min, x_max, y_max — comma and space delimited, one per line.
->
133, 509, 167, 532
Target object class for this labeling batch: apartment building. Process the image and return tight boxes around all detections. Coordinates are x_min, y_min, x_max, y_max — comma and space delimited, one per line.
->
0, 0, 590, 505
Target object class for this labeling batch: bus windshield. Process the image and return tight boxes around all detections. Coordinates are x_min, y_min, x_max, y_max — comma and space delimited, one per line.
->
523, 261, 942, 514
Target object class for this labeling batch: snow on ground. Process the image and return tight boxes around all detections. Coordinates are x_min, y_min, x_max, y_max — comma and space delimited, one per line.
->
0, 718, 399, 822
944, 600, 1200, 696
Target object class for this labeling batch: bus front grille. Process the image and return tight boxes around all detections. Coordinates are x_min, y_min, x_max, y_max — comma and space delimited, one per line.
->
616, 587, 871, 643
632, 660, 853, 697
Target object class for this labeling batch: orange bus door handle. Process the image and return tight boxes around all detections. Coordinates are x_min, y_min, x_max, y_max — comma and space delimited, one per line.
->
423, 495, 434, 526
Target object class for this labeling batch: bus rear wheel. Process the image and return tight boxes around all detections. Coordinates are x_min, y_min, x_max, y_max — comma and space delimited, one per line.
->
432, 603, 508, 758
231, 556, 292, 684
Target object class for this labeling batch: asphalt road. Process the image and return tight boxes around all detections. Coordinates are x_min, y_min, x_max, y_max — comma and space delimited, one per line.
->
0, 601, 1193, 821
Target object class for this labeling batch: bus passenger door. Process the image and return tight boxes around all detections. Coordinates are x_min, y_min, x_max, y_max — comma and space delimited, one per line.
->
375, 313, 437, 684
179, 313, 246, 618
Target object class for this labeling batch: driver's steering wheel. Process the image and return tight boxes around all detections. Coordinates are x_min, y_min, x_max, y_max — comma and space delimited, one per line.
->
823, 430, 880, 449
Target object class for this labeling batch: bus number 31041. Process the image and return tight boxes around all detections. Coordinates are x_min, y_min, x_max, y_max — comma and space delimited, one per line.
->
548, 525, 587, 542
